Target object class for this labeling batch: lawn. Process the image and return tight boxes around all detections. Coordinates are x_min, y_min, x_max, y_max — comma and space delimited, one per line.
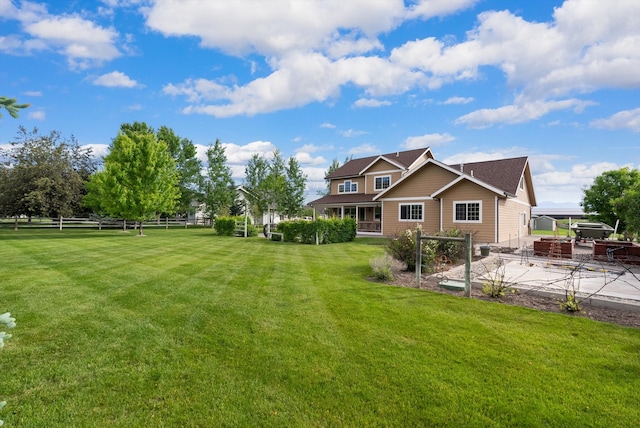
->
1, 228, 639, 426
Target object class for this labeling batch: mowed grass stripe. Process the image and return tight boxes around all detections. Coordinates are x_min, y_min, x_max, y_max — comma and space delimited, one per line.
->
1, 228, 640, 426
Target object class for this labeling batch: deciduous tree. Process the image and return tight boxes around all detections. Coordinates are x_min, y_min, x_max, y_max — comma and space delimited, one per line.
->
0, 127, 96, 221
85, 124, 180, 235
581, 167, 640, 234
282, 156, 307, 218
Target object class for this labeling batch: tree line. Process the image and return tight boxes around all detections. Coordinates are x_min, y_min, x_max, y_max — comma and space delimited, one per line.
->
0, 122, 307, 234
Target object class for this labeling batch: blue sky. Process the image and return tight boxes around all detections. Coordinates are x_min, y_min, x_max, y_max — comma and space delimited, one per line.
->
2, 0, 639, 207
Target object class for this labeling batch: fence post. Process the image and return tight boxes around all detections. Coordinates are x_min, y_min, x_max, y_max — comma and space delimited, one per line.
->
464, 233, 472, 297
416, 228, 422, 288
59, 215, 63, 231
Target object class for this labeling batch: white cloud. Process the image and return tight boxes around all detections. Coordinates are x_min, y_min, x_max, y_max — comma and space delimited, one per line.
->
221, 140, 276, 164
320, 122, 336, 129
404, 133, 455, 149
93, 71, 139, 88
27, 110, 45, 121
455, 99, 595, 129
1, 2, 121, 69
405, 0, 479, 20
348, 143, 378, 156
23, 90, 42, 96
590, 108, 640, 133
339, 128, 367, 138
353, 98, 392, 108
443, 96, 473, 105
295, 152, 326, 166
83, 143, 110, 158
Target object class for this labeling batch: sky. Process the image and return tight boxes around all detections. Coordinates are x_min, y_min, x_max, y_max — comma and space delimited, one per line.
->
1, 0, 639, 208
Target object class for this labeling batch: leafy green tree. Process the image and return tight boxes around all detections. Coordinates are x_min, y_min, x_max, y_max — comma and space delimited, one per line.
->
282, 156, 307, 218
612, 182, 640, 240
0, 96, 29, 119
243, 153, 270, 218
318, 158, 340, 196
203, 139, 235, 221
85, 125, 180, 235
0, 127, 96, 221
156, 126, 203, 217
266, 149, 287, 214
581, 168, 640, 233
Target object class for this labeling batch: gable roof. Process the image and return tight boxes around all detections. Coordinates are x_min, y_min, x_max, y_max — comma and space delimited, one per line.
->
447, 157, 528, 196
326, 147, 431, 179
373, 156, 533, 202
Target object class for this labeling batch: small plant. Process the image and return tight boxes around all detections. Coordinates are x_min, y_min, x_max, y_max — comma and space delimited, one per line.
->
561, 292, 581, 312
481, 259, 510, 298
370, 254, 395, 281
1, 312, 16, 427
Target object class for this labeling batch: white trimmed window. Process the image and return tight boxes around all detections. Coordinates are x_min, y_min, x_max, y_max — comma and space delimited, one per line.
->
399, 203, 423, 221
519, 176, 524, 190
374, 175, 391, 191
454, 201, 481, 223
338, 180, 358, 193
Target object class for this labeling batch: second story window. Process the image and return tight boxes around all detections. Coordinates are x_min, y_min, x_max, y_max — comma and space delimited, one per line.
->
374, 175, 391, 191
338, 180, 358, 193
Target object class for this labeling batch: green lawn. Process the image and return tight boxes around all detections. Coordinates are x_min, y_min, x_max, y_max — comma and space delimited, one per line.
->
1, 228, 639, 426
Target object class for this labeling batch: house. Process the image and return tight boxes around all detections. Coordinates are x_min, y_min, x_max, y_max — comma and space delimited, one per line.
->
309, 147, 536, 243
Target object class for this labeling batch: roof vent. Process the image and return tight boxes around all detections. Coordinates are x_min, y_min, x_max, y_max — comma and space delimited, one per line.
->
471, 170, 474, 177
396, 151, 400, 157
460, 163, 464, 172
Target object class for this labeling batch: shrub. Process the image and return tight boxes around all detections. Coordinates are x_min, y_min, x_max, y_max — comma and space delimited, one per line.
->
370, 254, 395, 281
214, 216, 257, 237
214, 217, 236, 236
276, 218, 357, 244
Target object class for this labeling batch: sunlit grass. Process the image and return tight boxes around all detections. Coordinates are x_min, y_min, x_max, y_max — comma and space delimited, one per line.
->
1, 228, 639, 426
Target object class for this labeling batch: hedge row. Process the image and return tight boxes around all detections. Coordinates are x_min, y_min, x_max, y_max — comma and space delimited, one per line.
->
214, 216, 258, 237
275, 218, 357, 244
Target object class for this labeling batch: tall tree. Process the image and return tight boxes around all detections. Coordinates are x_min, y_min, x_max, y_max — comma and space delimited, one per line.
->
0, 127, 96, 220
318, 158, 340, 196
203, 139, 235, 221
243, 153, 270, 218
282, 156, 307, 218
85, 125, 180, 235
0, 96, 29, 119
156, 126, 203, 217
265, 149, 287, 215
612, 182, 640, 239
581, 167, 640, 233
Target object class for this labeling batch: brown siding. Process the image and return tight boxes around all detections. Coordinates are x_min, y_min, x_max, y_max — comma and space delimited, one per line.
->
382, 199, 440, 236
330, 176, 365, 195
365, 171, 403, 194
497, 198, 530, 244
440, 181, 497, 243
381, 163, 457, 199
366, 158, 401, 173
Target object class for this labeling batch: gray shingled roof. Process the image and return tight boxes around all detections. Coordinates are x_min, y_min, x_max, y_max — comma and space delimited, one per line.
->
326, 148, 428, 179
448, 156, 528, 195
309, 193, 377, 206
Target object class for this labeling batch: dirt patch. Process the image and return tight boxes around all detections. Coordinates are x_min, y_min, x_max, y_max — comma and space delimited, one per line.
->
379, 255, 640, 329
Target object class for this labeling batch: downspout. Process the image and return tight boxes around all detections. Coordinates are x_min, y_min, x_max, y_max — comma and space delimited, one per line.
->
495, 196, 499, 243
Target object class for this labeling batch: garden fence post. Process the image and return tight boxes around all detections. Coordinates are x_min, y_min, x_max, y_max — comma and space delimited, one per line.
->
416, 228, 422, 288
465, 233, 472, 297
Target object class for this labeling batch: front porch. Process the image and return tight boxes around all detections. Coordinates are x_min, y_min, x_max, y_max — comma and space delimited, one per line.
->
314, 204, 382, 234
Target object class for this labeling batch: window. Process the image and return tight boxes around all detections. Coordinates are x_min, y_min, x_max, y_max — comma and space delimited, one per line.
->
374, 175, 391, 191
338, 180, 358, 193
374, 206, 381, 221
399, 203, 423, 221
454, 201, 481, 223
519, 176, 524, 190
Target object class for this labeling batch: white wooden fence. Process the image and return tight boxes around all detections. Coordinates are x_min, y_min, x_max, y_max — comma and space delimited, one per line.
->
0, 216, 212, 230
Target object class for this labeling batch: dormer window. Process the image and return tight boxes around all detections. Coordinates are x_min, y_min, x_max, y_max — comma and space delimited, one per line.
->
338, 180, 357, 193
374, 175, 391, 191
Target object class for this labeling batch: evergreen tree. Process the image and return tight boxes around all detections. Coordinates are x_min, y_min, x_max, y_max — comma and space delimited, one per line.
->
0, 96, 29, 119
282, 156, 307, 218
203, 139, 235, 220
318, 158, 340, 196
243, 153, 270, 218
